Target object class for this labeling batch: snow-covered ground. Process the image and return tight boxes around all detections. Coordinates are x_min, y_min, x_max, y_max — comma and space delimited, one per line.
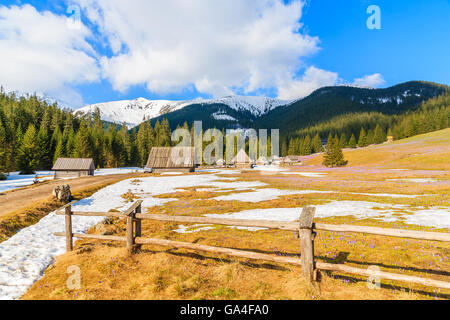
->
94, 168, 144, 176
0, 168, 144, 193
0, 171, 448, 300
280, 172, 327, 177
0, 172, 54, 193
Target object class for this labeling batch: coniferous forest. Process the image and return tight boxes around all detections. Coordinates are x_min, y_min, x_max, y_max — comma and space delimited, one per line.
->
281, 91, 450, 156
0, 89, 174, 174
0, 87, 448, 174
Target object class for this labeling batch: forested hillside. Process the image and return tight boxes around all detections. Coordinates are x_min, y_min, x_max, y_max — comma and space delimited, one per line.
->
0, 89, 174, 173
281, 91, 450, 156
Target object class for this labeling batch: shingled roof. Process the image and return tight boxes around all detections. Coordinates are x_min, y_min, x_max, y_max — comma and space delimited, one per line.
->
146, 147, 195, 169
233, 149, 252, 164
52, 158, 95, 171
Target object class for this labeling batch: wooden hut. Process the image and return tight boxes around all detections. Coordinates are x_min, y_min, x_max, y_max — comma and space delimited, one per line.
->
271, 155, 281, 166
281, 157, 294, 166
215, 158, 225, 167
287, 155, 301, 163
256, 156, 269, 166
146, 147, 195, 173
52, 158, 95, 179
233, 149, 253, 169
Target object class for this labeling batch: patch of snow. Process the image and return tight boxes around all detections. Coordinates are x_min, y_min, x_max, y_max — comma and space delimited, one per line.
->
160, 172, 185, 176
387, 178, 438, 184
213, 188, 304, 202
173, 224, 215, 234
280, 172, 327, 177
207, 201, 450, 230
253, 165, 286, 172
0, 172, 54, 193
402, 209, 450, 229
94, 168, 144, 176
211, 112, 237, 121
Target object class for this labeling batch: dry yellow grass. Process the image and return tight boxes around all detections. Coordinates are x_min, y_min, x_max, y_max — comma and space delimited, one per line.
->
304, 129, 450, 170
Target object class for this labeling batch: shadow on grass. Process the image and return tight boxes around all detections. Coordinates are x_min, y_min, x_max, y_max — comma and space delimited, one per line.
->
139, 247, 291, 272
317, 251, 450, 278
325, 272, 450, 299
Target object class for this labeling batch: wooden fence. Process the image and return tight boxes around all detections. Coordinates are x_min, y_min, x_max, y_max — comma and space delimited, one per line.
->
54, 200, 450, 290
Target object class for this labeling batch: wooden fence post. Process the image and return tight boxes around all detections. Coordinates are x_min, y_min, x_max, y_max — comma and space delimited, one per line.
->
65, 204, 73, 252
126, 209, 135, 254
134, 203, 142, 251
299, 206, 316, 283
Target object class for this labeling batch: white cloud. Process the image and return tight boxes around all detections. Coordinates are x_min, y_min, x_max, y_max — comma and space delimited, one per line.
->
0, 2, 386, 105
352, 73, 385, 88
0, 4, 100, 107
277, 66, 339, 100
75, 0, 321, 98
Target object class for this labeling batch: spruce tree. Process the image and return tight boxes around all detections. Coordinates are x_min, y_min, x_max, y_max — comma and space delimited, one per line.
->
373, 124, 386, 144
358, 128, 368, 147
302, 135, 312, 155
0, 121, 6, 172
323, 135, 348, 168
312, 133, 324, 154
339, 133, 348, 148
73, 121, 93, 158
366, 129, 374, 145
18, 124, 39, 174
288, 138, 296, 155
37, 124, 51, 169
348, 134, 357, 148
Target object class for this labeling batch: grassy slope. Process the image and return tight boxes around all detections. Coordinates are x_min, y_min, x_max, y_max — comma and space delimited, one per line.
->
304, 129, 450, 170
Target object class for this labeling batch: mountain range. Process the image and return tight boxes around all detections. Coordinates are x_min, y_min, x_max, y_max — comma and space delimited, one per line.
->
74, 81, 448, 134
74, 96, 289, 129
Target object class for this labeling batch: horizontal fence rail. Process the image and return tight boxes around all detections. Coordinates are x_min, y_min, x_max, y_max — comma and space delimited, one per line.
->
54, 201, 450, 291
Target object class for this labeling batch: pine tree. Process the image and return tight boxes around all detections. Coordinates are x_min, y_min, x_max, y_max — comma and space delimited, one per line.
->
358, 128, 368, 147
302, 135, 312, 155
366, 129, 374, 145
348, 134, 357, 148
119, 124, 131, 165
18, 124, 39, 174
281, 138, 288, 157
37, 123, 51, 169
339, 133, 348, 148
73, 121, 93, 158
0, 121, 7, 172
323, 135, 348, 168
53, 137, 64, 164
312, 133, 323, 154
373, 124, 386, 144
288, 138, 296, 155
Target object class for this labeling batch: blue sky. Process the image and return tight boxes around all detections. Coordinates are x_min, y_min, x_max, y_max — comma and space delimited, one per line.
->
0, 0, 449, 108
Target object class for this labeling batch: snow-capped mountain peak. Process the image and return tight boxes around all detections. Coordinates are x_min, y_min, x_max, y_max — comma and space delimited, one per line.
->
74, 96, 289, 128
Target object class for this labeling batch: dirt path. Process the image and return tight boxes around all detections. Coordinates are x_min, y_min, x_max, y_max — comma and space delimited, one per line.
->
0, 173, 143, 218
